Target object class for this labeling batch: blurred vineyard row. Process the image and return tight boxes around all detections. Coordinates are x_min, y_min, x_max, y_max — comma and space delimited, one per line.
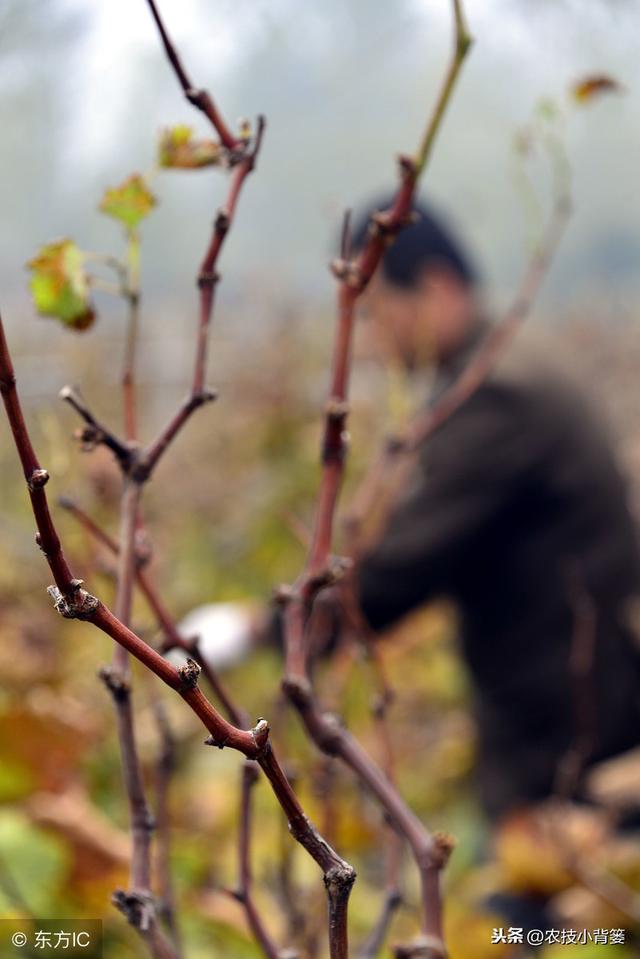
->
1, 305, 640, 957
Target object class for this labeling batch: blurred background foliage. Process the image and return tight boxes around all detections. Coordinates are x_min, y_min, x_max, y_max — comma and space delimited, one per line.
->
2, 1, 640, 957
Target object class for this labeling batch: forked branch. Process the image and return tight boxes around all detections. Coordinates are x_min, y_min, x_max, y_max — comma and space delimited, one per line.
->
0, 311, 354, 958
59, 496, 248, 728
280, 1, 471, 953
144, 0, 241, 151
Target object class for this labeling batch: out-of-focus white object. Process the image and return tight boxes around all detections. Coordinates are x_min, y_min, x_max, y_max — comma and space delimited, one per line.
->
177, 602, 254, 671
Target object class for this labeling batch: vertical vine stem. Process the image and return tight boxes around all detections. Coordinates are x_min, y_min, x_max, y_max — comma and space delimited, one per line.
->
139, 4, 358, 950
1, 0, 479, 954
58, 497, 249, 728
0, 7, 348, 941
102, 476, 167, 950
122, 228, 141, 442
135, 124, 264, 483
143, 0, 240, 151
342, 184, 572, 556
357, 656, 403, 959
0, 309, 356, 958
279, 0, 471, 952
284, 0, 473, 683
103, 203, 167, 951
192, 122, 265, 397
226, 762, 280, 959
414, 0, 472, 177
137, 117, 265, 483
51, 8, 263, 946
149, 686, 183, 955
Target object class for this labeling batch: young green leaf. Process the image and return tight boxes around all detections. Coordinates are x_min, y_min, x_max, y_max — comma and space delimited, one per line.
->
99, 173, 157, 229
158, 125, 224, 169
27, 239, 95, 331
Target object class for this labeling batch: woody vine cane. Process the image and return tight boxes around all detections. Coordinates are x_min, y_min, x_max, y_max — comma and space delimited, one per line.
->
146, 0, 472, 951
279, 1, 472, 956
0, 0, 473, 956
57, 4, 263, 955
0, 314, 356, 958
1, 3, 351, 956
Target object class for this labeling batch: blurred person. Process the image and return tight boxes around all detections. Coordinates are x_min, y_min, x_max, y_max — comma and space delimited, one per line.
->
182, 199, 640, 924
191, 202, 640, 831
350, 199, 640, 918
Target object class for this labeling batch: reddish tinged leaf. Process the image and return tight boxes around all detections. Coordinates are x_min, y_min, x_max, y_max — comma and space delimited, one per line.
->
99, 173, 157, 229
27, 239, 95, 331
572, 74, 624, 103
158, 124, 224, 169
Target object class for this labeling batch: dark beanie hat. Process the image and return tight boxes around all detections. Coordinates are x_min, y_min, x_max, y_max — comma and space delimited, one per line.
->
350, 196, 477, 290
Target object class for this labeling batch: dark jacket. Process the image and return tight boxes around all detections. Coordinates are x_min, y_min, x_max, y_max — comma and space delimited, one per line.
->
357, 320, 640, 821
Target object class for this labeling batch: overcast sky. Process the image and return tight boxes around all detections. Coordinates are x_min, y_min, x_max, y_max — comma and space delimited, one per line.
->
1, 0, 639, 333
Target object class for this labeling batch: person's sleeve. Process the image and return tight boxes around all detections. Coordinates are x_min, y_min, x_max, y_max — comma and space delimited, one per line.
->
356, 383, 535, 633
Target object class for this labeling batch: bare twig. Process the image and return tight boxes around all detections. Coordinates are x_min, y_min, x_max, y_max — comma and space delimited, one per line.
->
107, 483, 155, 895
97, 213, 167, 955
340, 209, 353, 262
274, 765, 308, 950
105, 480, 166, 952
139, 124, 265, 480
279, 1, 471, 951
323, 584, 405, 957
282, 681, 454, 946
143, 0, 241, 151
343, 185, 571, 554
59, 496, 249, 728
54, 21, 266, 945
150, 689, 183, 955
283, 0, 472, 679
136, 0, 265, 483
393, 939, 448, 959
357, 662, 404, 959
2, 322, 171, 955
0, 311, 356, 959
226, 762, 280, 959
61, 60, 265, 488
338, 184, 570, 952
407, 197, 571, 452
4, 2, 477, 954
59, 385, 133, 470
122, 230, 141, 441
60, 498, 178, 644
191, 117, 265, 400
414, 0, 472, 176
137, 389, 217, 480
358, 887, 403, 959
